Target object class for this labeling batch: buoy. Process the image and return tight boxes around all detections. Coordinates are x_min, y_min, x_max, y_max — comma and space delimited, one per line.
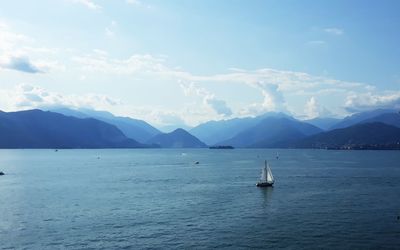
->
195, 161, 199, 165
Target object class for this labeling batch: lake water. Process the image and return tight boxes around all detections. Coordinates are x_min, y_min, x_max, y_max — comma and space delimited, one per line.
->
0, 149, 399, 249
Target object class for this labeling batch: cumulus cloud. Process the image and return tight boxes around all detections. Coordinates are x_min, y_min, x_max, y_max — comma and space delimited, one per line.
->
149, 110, 187, 127
203, 95, 232, 116
0, 84, 120, 112
259, 83, 286, 111
345, 92, 400, 112
324, 27, 344, 36
0, 56, 43, 73
305, 97, 319, 119
180, 82, 232, 117
0, 21, 62, 74
303, 96, 334, 119
238, 82, 287, 116
74, 52, 380, 118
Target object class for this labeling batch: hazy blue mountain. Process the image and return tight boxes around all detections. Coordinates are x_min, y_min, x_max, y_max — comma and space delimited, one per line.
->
330, 109, 397, 130
51, 107, 88, 119
0, 109, 146, 148
295, 122, 400, 149
147, 128, 207, 148
360, 112, 400, 128
219, 116, 322, 148
51, 107, 161, 143
304, 117, 341, 130
157, 124, 193, 133
190, 112, 291, 145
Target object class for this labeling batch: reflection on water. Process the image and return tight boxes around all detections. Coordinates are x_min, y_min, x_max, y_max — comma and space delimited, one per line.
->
259, 186, 274, 207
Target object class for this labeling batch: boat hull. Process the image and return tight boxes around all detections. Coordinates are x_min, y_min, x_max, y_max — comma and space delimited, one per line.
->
256, 182, 273, 187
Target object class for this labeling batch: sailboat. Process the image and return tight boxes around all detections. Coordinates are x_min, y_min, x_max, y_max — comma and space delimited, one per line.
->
256, 160, 274, 187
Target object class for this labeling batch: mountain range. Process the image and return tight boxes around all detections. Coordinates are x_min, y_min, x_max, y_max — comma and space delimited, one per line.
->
219, 116, 322, 148
0, 109, 144, 148
189, 112, 289, 145
0, 107, 399, 149
294, 122, 400, 149
330, 109, 398, 130
51, 107, 161, 143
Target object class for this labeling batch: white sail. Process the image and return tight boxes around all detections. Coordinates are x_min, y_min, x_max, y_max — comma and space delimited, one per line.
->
267, 165, 274, 183
260, 167, 267, 181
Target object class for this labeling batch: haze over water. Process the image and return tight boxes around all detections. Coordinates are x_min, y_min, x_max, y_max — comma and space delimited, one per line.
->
0, 149, 399, 249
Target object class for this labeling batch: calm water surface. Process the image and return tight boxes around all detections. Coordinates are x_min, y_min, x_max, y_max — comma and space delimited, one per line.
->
0, 149, 399, 249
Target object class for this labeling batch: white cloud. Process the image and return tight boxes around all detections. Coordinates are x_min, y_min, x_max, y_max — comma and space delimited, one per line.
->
74, 52, 372, 95
304, 97, 319, 119
73, 51, 380, 119
303, 97, 334, 119
73, 53, 167, 74
203, 95, 232, 117
149, 110, 187, 127
324, 27, 344, 36
0, 84, 120, 112
180, 82, 232, 117
0, 56, 43, 73
69, 0, 101, 10
0, 21, 63, 73
345, 92, 400, 112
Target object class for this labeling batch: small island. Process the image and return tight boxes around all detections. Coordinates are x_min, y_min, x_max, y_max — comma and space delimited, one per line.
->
209, 145, 234, 149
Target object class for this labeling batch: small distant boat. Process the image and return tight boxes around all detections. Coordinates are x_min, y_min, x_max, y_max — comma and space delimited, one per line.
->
0, 171, 4, 176
256, 160, 274, 187
276, 152, 279, 159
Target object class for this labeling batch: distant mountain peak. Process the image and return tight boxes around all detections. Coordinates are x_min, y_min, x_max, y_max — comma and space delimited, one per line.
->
147, 128, 206, 148
171, 128, 187, 134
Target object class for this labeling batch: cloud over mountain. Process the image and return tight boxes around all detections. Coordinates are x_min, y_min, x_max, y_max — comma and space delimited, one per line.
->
0, 84, 120, 112
345, 92, 400, 112
180, 82, 232, 117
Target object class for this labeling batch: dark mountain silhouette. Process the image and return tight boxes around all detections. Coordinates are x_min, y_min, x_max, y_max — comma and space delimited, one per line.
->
147, 128, 207, 148
190, 112, 291, 145
330, 109, 397, 130
304, 117, 341, 130
294, 122, 400, 149
219, 116, 322, 148
0, 109, 146, 148
51, 107, 161, 143
360, 113, 400, 128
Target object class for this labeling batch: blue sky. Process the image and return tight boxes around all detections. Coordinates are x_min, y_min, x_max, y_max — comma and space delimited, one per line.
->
0, 0, 399, 128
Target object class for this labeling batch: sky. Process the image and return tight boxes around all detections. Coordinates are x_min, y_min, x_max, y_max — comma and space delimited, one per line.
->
0, 0, 400, 128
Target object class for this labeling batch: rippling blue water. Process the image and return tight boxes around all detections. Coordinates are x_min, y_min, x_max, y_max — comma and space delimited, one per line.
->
0, 149, 399, 249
